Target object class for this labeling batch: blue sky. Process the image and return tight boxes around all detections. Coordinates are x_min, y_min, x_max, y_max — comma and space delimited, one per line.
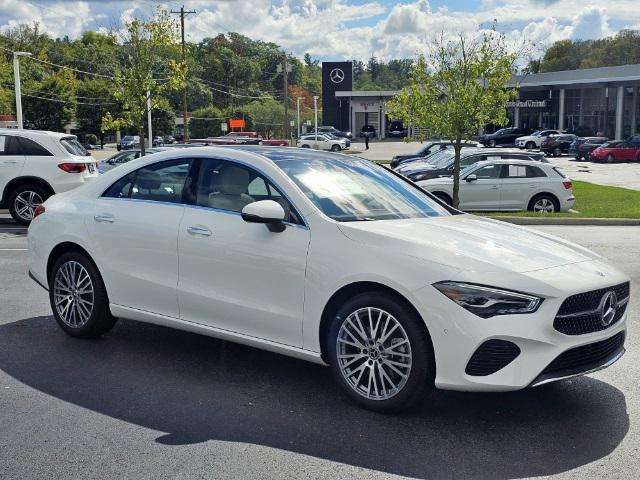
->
1, 1, 638, 60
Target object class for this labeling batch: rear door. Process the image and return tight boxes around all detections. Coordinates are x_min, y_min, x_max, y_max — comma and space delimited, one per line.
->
0, 135, 25, 204
500, 163, 548, 210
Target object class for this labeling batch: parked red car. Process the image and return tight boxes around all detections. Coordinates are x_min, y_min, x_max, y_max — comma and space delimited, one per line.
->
590, 137, 640, 163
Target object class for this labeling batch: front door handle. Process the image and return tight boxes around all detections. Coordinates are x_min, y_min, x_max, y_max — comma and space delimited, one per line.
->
490, 185, 499, 190
1, 160, 18, 165
187, 225, 212, 236
94, 213, 115, 223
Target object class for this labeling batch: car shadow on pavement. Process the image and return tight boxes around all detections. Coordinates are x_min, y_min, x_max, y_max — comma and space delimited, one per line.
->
0, 316, 629, 479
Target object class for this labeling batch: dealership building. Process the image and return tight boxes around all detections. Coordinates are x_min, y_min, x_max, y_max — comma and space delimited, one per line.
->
322, 62, 640, 140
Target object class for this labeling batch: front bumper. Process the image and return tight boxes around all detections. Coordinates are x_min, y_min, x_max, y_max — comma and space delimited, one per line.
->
412, 261, 629, 392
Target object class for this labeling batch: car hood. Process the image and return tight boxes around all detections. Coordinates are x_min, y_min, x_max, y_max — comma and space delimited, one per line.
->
417, 177, 453, 186
397, 161, 439, 174
516, 135, 535, 142
337, 214, 600, 274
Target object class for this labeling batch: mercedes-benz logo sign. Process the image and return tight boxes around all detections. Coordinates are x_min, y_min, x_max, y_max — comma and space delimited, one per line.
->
330, 68, 345, 84
599, 290, 618, 326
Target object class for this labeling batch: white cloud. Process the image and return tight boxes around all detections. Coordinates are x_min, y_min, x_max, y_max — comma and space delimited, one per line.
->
0, 0, 636, 61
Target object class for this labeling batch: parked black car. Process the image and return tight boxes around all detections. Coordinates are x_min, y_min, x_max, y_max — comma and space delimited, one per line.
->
573, 137, 608, 160
387, 121, 406, 138
315, 126, 352, 139
541, 134, 578, 156
478, 127, 529, 147
390, 141, 479, 169
360, 124, 376, 138
394, 148, 546, 182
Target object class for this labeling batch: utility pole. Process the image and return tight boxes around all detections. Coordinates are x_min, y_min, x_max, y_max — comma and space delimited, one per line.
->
278, 54, 292, 139
13, 51, 32, 129
146, 89, 152, 152
171, 5, 196, 140
313, 96, 319, 143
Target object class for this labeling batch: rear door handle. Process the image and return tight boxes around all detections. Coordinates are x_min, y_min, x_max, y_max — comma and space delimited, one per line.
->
490, 185, 499, 190
187, 225, 212, 236
94, 213, 115, 223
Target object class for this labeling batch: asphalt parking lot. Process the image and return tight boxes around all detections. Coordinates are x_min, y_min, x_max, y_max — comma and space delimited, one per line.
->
0, 216, 638, 479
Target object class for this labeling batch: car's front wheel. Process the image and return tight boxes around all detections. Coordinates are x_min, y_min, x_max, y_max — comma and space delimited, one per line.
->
49, 251, 118, 338
328, 292, 434, 412
606, 154, 615, 163
8, 184, 49, 225
488, 139, 496, 147
553, 147, 562, 157
525, 141, 535, 150
331, 144, 341, 152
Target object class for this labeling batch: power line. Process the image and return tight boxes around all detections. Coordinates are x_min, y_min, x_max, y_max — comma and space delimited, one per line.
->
21, 93, 118, 106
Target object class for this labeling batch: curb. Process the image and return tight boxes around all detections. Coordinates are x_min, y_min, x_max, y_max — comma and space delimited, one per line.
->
488, 216, 640, 226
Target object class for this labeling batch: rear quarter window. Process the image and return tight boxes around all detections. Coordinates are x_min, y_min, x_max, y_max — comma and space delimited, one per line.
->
60, 138, 89, 156
17, 137, 53, 156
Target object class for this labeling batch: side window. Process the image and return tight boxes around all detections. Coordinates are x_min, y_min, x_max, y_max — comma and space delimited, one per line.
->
16, 137, 53, 156
0, 136, 21, 156
460, 155, 478, 167
473, 164, 501, 179
195, 159, 302, 224
130, 159, 192, 203
103, 159, 192, 203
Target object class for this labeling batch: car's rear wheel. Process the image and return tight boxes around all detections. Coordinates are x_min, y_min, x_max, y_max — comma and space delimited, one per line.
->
8, 184, 49, 225
525, 141, 535, 150
529, 194, 559, 213
553, 147, 562, 157
606, 154, 615, 163
327, 292, 434, 412
49, 251, 117, 338
331, 144, 341, 152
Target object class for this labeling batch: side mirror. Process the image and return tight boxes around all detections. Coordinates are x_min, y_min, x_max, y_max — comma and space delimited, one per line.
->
465, 174, 477, 182
241, 200, 286, 232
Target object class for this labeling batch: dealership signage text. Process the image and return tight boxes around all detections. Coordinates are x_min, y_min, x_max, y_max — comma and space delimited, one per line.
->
506, 100, 548, 108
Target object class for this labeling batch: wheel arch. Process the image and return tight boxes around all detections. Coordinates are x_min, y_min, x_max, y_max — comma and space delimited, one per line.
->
46, 241, 96, 284
528, 191, 560, 211
318, 281, 433, 364
2, 176, 55, 204
431, 190, 453, 205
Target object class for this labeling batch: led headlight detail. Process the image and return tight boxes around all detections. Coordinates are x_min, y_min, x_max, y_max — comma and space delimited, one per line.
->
433, 282, 542, 318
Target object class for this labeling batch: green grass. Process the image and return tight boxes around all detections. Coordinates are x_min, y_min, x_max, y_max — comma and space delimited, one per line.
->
478, 181, 640, 218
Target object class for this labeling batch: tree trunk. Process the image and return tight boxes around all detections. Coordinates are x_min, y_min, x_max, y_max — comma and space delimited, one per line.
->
452, 142, 462, 209
138, 123, 146, 157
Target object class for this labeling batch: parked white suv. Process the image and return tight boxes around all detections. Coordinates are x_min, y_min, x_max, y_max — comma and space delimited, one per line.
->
515, 130, 561, 150
0, 129, 99, 224
417, 159, 575, 212
297, 133, 349, 151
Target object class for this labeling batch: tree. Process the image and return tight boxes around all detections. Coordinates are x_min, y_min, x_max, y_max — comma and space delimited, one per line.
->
101, 9, 185, 155
22, 68, 77, 131
388, 32, 518, 208
75, 78, 118, 146
0, 54, 13, 114
189, 105, 225, 138
243, 98, 284, 137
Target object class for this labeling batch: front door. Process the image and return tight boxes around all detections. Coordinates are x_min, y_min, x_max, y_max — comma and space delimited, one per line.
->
459, 164, 503, 210
177, 158, 310, 347
86, 158, 193, 318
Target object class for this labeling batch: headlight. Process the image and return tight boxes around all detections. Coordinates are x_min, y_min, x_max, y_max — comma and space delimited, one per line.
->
433, 282, 542, 318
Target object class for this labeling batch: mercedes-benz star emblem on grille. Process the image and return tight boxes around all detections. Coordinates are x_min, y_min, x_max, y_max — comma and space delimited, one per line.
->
330, 68, 345, 84
599, 291, 618, 326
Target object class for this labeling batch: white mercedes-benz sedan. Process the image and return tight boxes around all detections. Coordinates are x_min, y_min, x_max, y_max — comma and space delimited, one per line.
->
28, 146, 630, 412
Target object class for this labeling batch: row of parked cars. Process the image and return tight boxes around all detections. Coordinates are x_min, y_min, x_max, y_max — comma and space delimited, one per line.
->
391, 141, 574, 213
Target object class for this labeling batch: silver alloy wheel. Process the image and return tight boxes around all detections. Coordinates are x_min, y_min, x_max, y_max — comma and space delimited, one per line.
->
53, 261, 95, 328
14, 190, 43, 221
533, 197, 555, 213
336, 307, 412, 401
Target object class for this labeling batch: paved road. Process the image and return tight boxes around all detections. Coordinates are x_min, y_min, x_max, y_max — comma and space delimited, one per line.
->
0, 219, 638, 479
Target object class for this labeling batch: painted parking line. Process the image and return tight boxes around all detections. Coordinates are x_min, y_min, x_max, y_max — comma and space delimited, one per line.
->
0, 248, 28, 251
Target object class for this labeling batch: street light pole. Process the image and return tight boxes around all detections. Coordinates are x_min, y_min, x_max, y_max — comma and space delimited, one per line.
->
296, 97, 301, 138
13, 51, 32, 129
146, 89, 152, 152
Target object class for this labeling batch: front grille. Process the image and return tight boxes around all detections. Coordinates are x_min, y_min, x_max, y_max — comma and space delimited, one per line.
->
538, 332, 625, 379
553, 282, 630, 335
465, 340, 521, 376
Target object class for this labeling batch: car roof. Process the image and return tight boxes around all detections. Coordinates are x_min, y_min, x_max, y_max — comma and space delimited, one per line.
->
471, 158, 550, 167
0, 128, 73, 140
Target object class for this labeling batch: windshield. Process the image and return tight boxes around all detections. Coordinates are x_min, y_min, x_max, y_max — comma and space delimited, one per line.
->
274, 155, 450, 222
427, 150, 455, 168
531, 130, 542, 137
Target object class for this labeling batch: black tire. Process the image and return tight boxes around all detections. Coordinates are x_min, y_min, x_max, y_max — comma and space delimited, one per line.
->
553, 147, 562, 157
8, 184, 50, 226
525, 141, 535, 150
432, 191, 452, 206
300, 144, 310, 148
528, 193, 559, 213
331, 144, 341, 152
49, 251, 117, 338
327, 291, 434, 412
606, 154, 615, 163
488, 139, 496, 147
